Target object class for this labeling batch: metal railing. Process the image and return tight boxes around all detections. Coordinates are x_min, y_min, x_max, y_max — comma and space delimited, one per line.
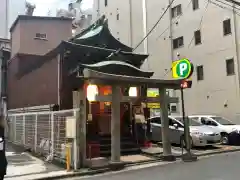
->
7, 109, 77, 164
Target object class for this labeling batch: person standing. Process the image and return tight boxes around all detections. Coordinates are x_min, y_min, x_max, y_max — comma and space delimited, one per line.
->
0, 115, 7, 180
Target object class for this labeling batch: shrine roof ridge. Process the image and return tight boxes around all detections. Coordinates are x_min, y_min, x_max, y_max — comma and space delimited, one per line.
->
82, 69, 182, 89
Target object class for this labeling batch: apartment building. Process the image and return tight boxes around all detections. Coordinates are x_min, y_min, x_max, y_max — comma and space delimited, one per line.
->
93, 0, 240, 121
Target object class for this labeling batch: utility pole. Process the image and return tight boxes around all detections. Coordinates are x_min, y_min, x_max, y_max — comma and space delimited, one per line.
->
168, 0, 174, 63
129, 0, 133, 47
97, 0, 100, 18
232, 3, 240, 99
142, 0, 149, 68
168, 0, 179, 115
5, 0, 9, 39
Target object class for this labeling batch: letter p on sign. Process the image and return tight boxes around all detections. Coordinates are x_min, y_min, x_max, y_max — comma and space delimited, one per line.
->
179, 63, 187, 76
172, 58, 193, 79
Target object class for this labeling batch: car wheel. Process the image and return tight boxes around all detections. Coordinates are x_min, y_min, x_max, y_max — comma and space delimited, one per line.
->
220, 134, 229, 145
180, 136, 193, 149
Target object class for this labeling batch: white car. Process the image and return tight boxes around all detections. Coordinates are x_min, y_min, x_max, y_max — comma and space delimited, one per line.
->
189, 115, 240, 144
149, 116, 221, 147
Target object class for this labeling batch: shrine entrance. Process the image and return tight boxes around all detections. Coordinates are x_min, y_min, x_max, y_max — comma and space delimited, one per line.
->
84, 84, 145, 158
73, 68, 182, 168
86, 85, 132, 136
61, 15, 183, 169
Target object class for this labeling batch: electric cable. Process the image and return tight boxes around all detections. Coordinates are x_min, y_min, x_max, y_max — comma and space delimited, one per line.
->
209, 0, 240, 15
162, 0, 210, 77
133, 0, 176, 51
156, 0, 193, 41
187, 1, 210, 48
215, 0, 240, 11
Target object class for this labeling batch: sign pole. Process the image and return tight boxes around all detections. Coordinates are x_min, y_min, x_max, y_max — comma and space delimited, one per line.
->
181, 86, 197, 162
180, 88, 189, 151
171, 58, 197, 162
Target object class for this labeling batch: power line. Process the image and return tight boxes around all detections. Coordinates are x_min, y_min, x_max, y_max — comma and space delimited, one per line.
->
216, 0, 240, 10
163, 0, 210, 78
209, 0, 240, 15
158, 0, 240, 78
187, 1, 210, 48
156, 0, 193, 41
133, 0, 176, 51
224, 0, 240, 7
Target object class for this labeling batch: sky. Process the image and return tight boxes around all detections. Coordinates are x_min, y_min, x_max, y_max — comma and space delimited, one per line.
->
28, 0, 93, 16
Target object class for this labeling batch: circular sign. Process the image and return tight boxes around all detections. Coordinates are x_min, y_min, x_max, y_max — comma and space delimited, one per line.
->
172, 58, 194, 79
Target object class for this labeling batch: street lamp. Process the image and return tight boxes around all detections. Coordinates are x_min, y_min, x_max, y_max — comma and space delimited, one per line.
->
86, 84, 98, 102
128, 87, 138, 97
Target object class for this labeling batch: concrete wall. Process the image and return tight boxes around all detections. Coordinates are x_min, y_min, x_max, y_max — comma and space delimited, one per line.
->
7, 55, 59, 109
92, 0, 240, 122
11, 17, 73, 57
8, 17, 73, 109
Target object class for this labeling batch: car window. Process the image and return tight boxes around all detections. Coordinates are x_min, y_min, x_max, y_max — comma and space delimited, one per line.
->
211, 116, 235, 125
150, 117, 161, 124
171, 118, 184, 127
189, 119, 201, 126
190, 117, 199, 121
175, 117, 200, 126
208, 120, 218, 126
200, 117, 208, 125
201, 117, 218, 126
175, 121, 184, 128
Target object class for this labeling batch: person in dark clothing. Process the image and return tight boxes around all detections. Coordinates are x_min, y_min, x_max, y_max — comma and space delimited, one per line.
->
0, 115, 7, 180
122, 104, 131, 135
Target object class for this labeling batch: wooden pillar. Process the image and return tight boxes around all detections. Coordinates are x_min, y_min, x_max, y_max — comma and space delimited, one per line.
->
111, 85, 121, 163
73, 88, 87, 168
159, 88, 175, 161
72, 91, 79, 170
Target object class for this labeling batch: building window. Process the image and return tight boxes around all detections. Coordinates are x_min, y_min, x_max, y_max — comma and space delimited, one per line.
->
196, 65, 204, 81
35, 33, 47, 39
192, 0, 199, 10
171, 105, 177, 113
173, 36, 184, 49
105, 0, 108, 6
171, 4, 182, 18
226, 58, 235, 75
194, 30, 201, 45
223, 19, 231, 35
116, 13, 119, 20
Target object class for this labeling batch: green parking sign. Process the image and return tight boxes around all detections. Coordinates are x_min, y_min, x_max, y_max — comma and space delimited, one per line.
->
172, 58, 194, 79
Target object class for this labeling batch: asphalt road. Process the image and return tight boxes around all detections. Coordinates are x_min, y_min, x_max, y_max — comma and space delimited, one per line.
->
70, 152, 240, 180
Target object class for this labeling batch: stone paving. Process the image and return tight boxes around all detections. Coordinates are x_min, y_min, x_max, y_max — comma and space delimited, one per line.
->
5, 144, 63, 180
141, 143, 240, 157
120, 154, 153, 163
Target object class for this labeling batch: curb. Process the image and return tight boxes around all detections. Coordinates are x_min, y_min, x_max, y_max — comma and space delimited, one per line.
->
126, 159, 159, 166
34, 168, 110, 180
142, 147, 240, 159
34, 158, 163, 180
195, 148, 240, 157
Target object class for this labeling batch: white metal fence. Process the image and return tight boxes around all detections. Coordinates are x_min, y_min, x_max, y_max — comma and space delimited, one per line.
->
7, 109, 77, 164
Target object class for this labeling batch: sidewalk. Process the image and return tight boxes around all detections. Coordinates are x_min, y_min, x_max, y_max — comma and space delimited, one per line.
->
5, 143, 65, 180
4, 143, 160, 180
142, 143, 240, 158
